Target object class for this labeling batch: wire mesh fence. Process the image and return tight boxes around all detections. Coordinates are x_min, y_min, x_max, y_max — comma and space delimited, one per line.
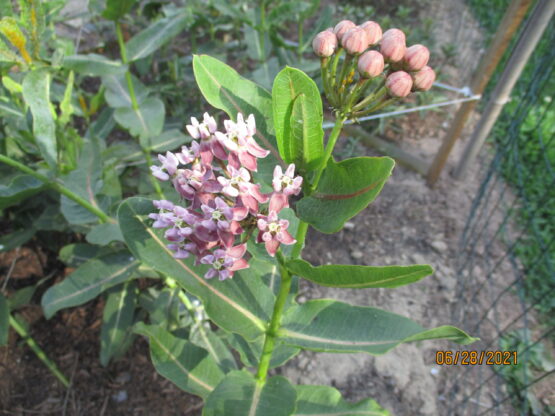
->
442, 3, 555, 414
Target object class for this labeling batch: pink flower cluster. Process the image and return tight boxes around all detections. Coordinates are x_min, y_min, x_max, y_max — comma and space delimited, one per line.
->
149, 113, 303, 280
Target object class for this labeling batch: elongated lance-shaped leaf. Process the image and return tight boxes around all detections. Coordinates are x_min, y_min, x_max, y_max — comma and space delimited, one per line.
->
41, 251, 140, 319
63, 54, 128, 76
17, 0, 44, 59
0, 174, 44, 210
192, 54, 281, 184
297, 156, 395, 233
100, 282, 137, 366
134, 323, 224, 399
117, 197, 275, 340
203, 370, 296, 416
126, 13, 192, 62
22, 68, 56, 166
273, 67, 324, 171
294, 385, 389, 416
279, 299, 477, 354
0, 17, 31, 63
287, 259, 434, 289
59, 137, 104, 225
0, 293, 8, 346
190, 327, 237, 373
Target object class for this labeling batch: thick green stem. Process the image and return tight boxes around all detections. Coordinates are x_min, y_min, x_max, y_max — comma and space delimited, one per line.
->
0, 154, 112, 223
259, 0, 266, 62
255, 250, 292, 383
310, 116, 347, 192
116, 21, 139, 110
10, 315, 70, 388
297, 19, 304, 60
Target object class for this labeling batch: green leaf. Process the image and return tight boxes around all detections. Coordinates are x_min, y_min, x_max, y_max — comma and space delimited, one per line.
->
294, 384, 388, 415
203, 370, 296, 416
59, 138, 105, 225
286, 259, 433, 289
297, 157, 395, 233
22, 68, 57, 167
0, 174, 44, 210
0, 293, 8, 346
103, 74, 148, 108
192, 54, 281, 183
100, 282, 137, 366
9, 285, 38, 310
118, 197, 275, 340
0, 101, 24, 117
228, 333, 300, 370
126, 13, 191, 62
114, 97, 165, 146
59, 243, 105, 267
190, 327, 237, 373
289, 93, 323, 170
102, 0, 137, 20
272, 67, 323, 170
63, 54, 127, 76
134, 322, 225, 399
149, 129, 191, 152
59, 70, 74, 126
41, 251, 140, 319
279, 299, 478, 354
2, 76, 22, 94
86, 223, 124, 245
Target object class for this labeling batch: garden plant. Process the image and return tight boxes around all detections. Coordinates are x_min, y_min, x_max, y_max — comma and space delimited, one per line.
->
0, 1, 477, 413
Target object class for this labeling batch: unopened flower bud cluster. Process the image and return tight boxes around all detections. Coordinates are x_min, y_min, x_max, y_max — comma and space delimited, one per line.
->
149, 113, 302, 280
313, 19, 436, 115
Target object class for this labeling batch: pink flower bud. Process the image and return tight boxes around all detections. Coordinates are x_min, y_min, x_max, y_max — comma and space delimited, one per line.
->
357, 50, 385, 78
360, 21, 382, 45
333, 20, 356, 41
380, 33, 406, 63
382, 28, 406, 42
312, 30, 338, 57
404, 44, 430, 71
386, 71, 413, 97
411, 66, 436, 91
341, 27, 369, 55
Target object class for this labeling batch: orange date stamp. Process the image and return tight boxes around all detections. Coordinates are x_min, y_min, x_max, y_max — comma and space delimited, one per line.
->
435, 350, 517, 365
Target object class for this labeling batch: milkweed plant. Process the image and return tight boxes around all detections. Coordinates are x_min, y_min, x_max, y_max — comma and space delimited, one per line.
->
116, 18, 477, 415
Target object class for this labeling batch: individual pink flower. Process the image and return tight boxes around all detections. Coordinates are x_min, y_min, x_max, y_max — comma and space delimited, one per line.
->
411, 66, 436, 91
360, 21, 382, 45
272, 164, 303, 196
257, 211, 296, 257
186, 113, 227, 165
173, 162, 221, 207
217, 166, 268, 212
357, 50, 385, 78
404, 45, 430, 71
150, 151, 180, 181
312, 29, 338, 57
333, 20, 356, 41
341, 27, 369, 55
196, 197, 246, 247
386, 71, 413, 97
200, 244, 249, 280
149, 200, 176, 228
216, 114, 269, 171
